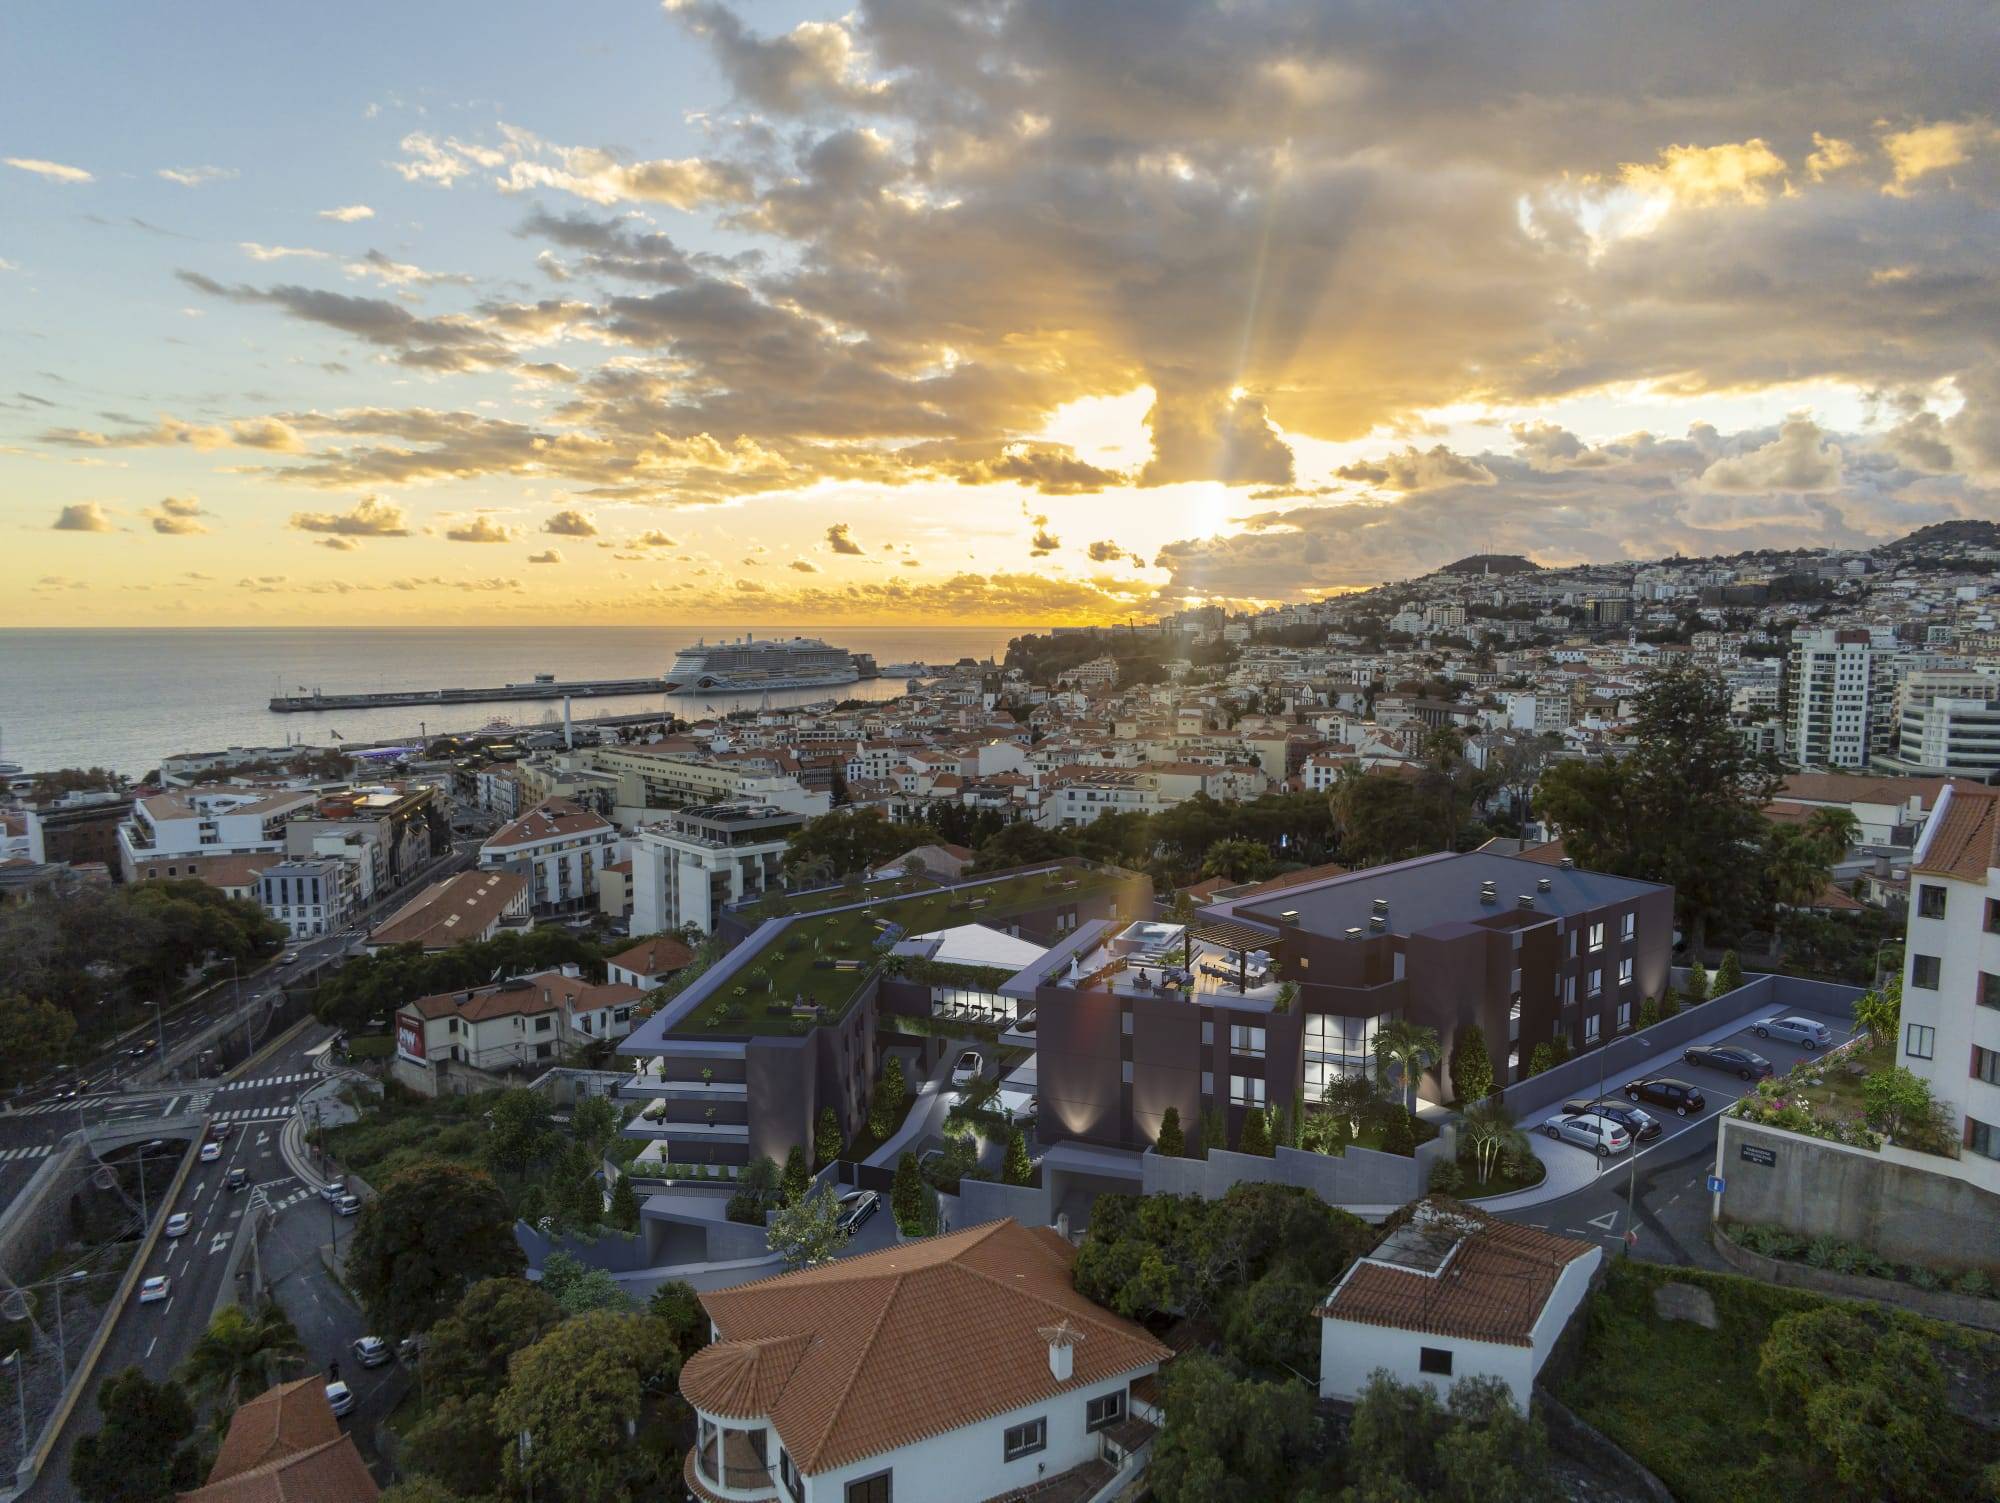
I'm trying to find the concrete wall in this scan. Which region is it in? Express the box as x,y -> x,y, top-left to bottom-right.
1709,1224 -> 2000,1332
1715,1116 -> 2000,1274
954,1177 -> 1052,1231
1319,1318 -> 1530,1407
1139,1134 -> 1454,1210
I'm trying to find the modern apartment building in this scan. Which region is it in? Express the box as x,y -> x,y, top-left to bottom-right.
479,796 -> 620,914
581,744 -> 830,823
1025,852 -> 1672,1154
24,790 -> 131,874
1884,669 -> 2000,778
1781,626 -> 1897,769
1897,784 -> 2000,1193
629,803 -> 806,938
115,786 -> 317,882
282,784 -> 445,895
255,856 -> 358,940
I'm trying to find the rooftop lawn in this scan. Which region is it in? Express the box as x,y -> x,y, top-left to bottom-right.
671,865 -> 1135,1038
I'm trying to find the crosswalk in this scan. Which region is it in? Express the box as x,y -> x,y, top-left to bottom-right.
217,1071 -> 317,1093
13,1095 -> 114,1117
0,1144 -> 53,1162
211,1104 -> 296,1124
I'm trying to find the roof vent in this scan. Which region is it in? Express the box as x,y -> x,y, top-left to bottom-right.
1345,926 -> 1365,941
1537,877 -> 1552,893
1479,889 -> 1497,905
1371,897 -> 1389,915
1518,894 -> 1534,909
1369,915 -> 1387,932
1279,909 -> 1299,925
1040,1319 -> 1085,1382
1558,857 -> 1575,870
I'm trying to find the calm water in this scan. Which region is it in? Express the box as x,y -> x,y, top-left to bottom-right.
0,626 -> 1020,776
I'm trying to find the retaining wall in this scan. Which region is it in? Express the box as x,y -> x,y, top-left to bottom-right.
1708,1224 -> 2000,1333
1139,1132 -> 1454,1208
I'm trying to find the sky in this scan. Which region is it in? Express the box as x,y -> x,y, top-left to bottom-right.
2,0 -> 1996,628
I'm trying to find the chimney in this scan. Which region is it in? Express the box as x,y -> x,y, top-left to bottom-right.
1537,877 -> 1552,893
1371,897 -> 1389,916
564,696 -> 574,750
1558,857 -> 1575,870
1040,1319 -> 1084,1382
1369,914 -> 1387,932
1479,889 -> 1497,905
1518,894 -> 1534,909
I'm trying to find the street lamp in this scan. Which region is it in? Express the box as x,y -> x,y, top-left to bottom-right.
0,1269 -> 90,1387
3,1348 -> 27,1458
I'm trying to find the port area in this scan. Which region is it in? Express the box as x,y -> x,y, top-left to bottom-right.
269,674 -> 677,712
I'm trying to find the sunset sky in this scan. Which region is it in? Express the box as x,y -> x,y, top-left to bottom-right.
3,0 -> 1995,627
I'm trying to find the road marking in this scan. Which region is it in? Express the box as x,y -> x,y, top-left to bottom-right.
146,1337 -> 157,1359
209,1235 -> 231,1255
162,1096 -> 182,1116
1586,1211 -> 1618,1231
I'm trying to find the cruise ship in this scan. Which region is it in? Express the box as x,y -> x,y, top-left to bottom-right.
663,636 -> 869,693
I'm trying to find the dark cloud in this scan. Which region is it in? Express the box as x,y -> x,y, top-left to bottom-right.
825,522 -> 864,554
175,271 -> 517,371
52,502 -> 114,532
542,507 -> 598,536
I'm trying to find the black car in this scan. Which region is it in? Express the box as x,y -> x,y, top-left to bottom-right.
1683,1044 -> 1775,1081
1560,1097 -> 1664,1142
225,1167 -> 249,1192
1624,1077 -> 1707,1116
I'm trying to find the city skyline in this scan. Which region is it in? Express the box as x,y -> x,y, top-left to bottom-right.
4,0 -> 1995,627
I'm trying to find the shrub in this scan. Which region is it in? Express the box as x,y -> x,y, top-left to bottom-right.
1378,1104 -> 1416,1156
1805,1234 -> 1842,1270
1713,950 -> 1743,993
1658,984 -> 1681,1019
1155,1106 -> 1186,1158
1636,995 -> 1661,1029
1449,1025 -> 1493,1105
1908,1266 -> 1942,1292
1237,1108 -> 1272,1157
814,1107 -> 842,1168
1682,964 -> 1709,1004
1954,1269 -> 1994,1299
1427,1159 -> 1466,1196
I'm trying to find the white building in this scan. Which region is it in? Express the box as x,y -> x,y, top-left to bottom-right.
115,787 -> 316,882
1316,1203 -> 1600,1411
1886,669 -> 2000,779
254,855 -> 358,940
392,966 -> 644,1094
1781,626 -> 1897,769
1898,785 -> 2000,1193
629,803 -> 806,937
678,1218 -> 1170,1503
479,797 -> 620,914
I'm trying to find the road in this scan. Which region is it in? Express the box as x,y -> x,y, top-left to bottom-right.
1491,1006 -> 1862,1266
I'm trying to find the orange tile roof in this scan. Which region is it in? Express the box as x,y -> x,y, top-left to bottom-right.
405,969 -> 643,1023
367,869 -> 528,950
1777,772 -> 1958,809
1914,786 -> 2000,883
206,1379 -> 341,1483
688,1219 -> 1170,1475
1315,1208 -> 1595,1347
608,934 -> 696,978
182,1378 -> 378,1503
178,1437 -> 378,1503
483,796 -> 613,849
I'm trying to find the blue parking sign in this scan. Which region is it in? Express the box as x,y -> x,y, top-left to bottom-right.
1706,1174 -> 1725,1194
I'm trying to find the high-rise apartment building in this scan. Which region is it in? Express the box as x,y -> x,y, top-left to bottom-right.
1886,670 -> 2000,779
1781,627 -> 1896,769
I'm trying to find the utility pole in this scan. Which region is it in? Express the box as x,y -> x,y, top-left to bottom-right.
2,1350 -> 25,1457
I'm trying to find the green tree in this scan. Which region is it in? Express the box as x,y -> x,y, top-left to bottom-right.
1713,949 -> 1744,993
1323,1074 -> 1379,1140
403,1393 -> 505,1499
547,1140 -> 608,1232
780,1145 -> 810,1205
1155,1106 -> 1186,1158
494,1311 -> 682,1503
176,1301 -> 304,1414
0,992 -> 78,1088
891,1151 -> 930,1235
1853,978 -> 1901,1049
1434,1375 -> 1550,1503
813,1106 -> 842,1168
1379,1102 -> 1416,1155
1636,995 -> 1661,1029
1449,1024 -> 1493,1104
767,1182 -> 851,1268
1536,665 -> 1782,953
570,1094 -> 620,1159
347,1160 -> 525,1338
1527,1041 -> 1557,1077
1149,1351 -> 1316,1503
1457,1098 -> 1523,1185
483,1089 -> 556,1178
647,1280 -> 707,1354
1863,1064 -> 1946,1146
1236,1107 -> 1272,1157
424,1277 -> 563,1404
1002,1126 -> 1034,1185
1658,983 -> 1682,1019
1347,1368 -> 1446,1496
70,1367 -> 202,1503
869,1055 -> 908,1138
608,1171 -> 641,1233
1195,1106 -> 1228,1160
1220,1267 -> 1323,1373
1199,838 -> 1275,884
783,808 -> 933,879
378,1480 -> 465,1503
1374,1019 -> 1443,1111
1683,963 -> 1709,1004
726,1155 -> 782,1225
539,1251 -> 631,1315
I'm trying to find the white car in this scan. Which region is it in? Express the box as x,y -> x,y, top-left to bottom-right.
1753,1015 -> 1831,1050
138,1276 -> 170,1304
199,1142 -> 222,1163
165,1213 -> 192,1237
1541,1112 -> 1632,1158
353,1336 -> 391,1368
324,1380 -> 354,1417
950,1050 -> 982,1089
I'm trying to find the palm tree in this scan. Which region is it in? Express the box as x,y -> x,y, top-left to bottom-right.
1457,1097 -> 1521,1186
1804,808 -> 1860,865
1764,824 -> 1833,912
1372,1019 -> 1443,1112
179,1302 -> 305,1414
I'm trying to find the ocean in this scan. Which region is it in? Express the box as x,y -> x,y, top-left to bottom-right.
0,626 -> 1022,777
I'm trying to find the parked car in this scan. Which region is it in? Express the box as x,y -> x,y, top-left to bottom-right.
199,1142 -> 222,1163
1624,1077 -> 1707,1115
225,1167 -> 249,1192
282,951 -> 300,965
1541,1112 -> 1632,1158
1754,1015 -> 1832,1049
138,1276 -> 171,1304
353,1336 -> 391,1368
165,1213 -> 192,1238
336,1194 -> 362,1216
1684,1044 -> 1775,1081
317,1179 -> 347,1202
1559,1098 -> 1663,1142
209,1122 -> 235,1140
324,1381 -> 355,1418
50,1086 -> 78,1101
950,1050 -> 982,1089
836,1189 -> 880,1234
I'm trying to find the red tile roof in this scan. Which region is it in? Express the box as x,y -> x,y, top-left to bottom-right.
181,1378 -> 377,1503
1913,786 -> 2000,883
367,869 -> 527,950
483,796 -> 613,850
608,935 -> 695,978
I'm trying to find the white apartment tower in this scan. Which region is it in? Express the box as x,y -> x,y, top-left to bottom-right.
1888,669 -> 2000,778
1781,627 -> 1896,769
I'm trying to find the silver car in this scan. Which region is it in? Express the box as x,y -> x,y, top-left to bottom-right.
1541,1111 -> 1632,1158
1752,1015 -> 1831,1049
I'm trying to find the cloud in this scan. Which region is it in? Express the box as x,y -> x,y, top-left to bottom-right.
38,414 -> 304,452
6,157 -> 92,183
1029,518 -> 1061,556
1086,540 -> 1142,565
393,124 -> 750,209
343,249 -> 468,287
542,507 -> 598,536
1618,138 -> 1787,205
316,535 -> 359,551
1699,415 -> 1843,492
146,495 -> 209,534
630,529 -> 678,548
318,204 -> 375,222
825,522 -> 864,555
1337,445 -> 1496,490
444,515 -> 521,543
528,548 -> 563,564
158,165 -> 236,187
240,243 -> 330,262
288,496 -> 412,537
1806,133 -> 1864,181
1880,117 -> 1996,193
664,2 -> 890,114
788,558 -> 819,572
52,502 -> 115,532
176,271 -> 518,371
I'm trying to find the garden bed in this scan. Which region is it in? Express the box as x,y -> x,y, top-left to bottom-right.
1730,1035 -> 1958,1156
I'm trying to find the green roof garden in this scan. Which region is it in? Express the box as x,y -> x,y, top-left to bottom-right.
666,862 -> 1141,1039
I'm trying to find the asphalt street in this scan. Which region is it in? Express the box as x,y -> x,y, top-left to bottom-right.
1492,1006 -> 1863,1265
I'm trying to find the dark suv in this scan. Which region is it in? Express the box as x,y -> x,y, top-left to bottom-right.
1561,1097 -> 1664,1142
1683,1044 -> 1775,1081
1624,1077 -> 1707,1116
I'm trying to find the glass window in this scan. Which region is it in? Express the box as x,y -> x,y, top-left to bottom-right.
1121,1060 -> 1133,1085
1201,1071 -> 1213,1096
1911,955 -> 1941,990
1917,885 -> 1947,919
1230,1024 -> 1266,1059
1981,973 -> 2000,1010
1971,1120 -> 1999,1162
846,1473 -> 892,1503
1621,912 -> 1636,941
1974,1046 -> 2000,1086
1618,958 -> 1633,986
1229,1074 -> 1266,1107
1616,1000 -> 1631,1030
1587,968 -> 1602,996
1201,1020 -> 1214,1045
1419,1347 -> 1453,1375
1588,922 -> 1605,952
1584,1014 -> 1602,1044
1003,1419 -> 1046,1461
1905,1023 -> 1935,1060
1086,1391 -> 1126,1432
1121,1011 -> 1133,1035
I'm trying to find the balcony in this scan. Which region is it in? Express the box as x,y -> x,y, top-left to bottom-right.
684,1435 -> 775,1502
617,1057 -> 748,1101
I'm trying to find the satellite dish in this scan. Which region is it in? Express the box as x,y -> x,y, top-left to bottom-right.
91,1165 -> 117,1192
0,1288 -> 29,1322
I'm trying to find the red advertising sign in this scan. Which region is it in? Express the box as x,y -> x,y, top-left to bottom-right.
395,1014 -> 426,1062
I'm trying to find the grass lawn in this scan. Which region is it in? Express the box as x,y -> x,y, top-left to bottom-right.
320,1090 -> 492,1186
673,866 -> 1133,1038
346,1035 -> 394,1060
1559,1259 -> 2000,1503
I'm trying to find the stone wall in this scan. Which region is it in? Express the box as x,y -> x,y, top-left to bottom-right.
1715,1116 -> 2000,1275
1139,1132 -> 1454,1209
1708,1224 -> 2000,1332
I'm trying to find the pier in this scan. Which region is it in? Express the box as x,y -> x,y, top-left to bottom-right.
269,673 -> 676,713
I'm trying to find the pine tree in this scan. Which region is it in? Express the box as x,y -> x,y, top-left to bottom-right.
1155,1106 -> 1185,1158
1637,995 -> 1661,1029
1237,1107 -> 1272,1157
814,1106 -> 842,1168
891,1151 -> 927,1234
868,1056 -> 908,1139
1200,1106 -> 1228,1161
607,1172 -> 640,1233
1658,983 -> 1682,1018
1002,1128 -> 1033,1186
780,1146 -> 809,1205
1528,1042 -> 1556,1077
1450,1024 -> 1494,1104
1683,963 -> 1709,1004
1714,950 -> 1743,994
